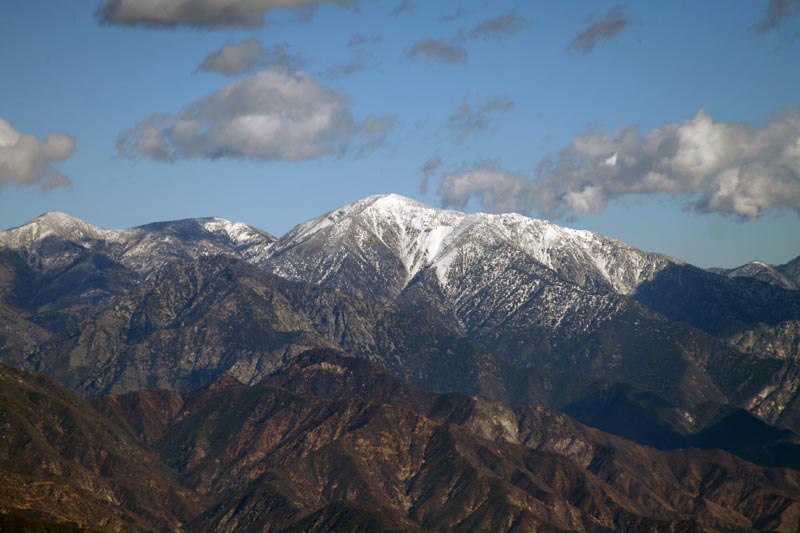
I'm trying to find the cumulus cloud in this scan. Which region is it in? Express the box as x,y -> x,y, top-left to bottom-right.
117,69 -> 393,162
95,0 -> 353,29
448,97 -> 515,140
434,109 -> 800,220
568,4 -> 630,53
439,163 -> 528,213
0,118 -> 75,191
468,13 -> 525,40
755,0 -> 800,34
198,40 -> 308,75
405,39 -> 467,63
419,155 -> 442,194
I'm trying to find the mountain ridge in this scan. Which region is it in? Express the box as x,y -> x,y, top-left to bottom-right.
2,196 -> 800,530
4,195 -> 800,424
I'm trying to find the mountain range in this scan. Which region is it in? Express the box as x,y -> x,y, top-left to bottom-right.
2,193 -> 800,531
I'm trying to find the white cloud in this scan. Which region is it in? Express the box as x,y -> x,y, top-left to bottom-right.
433,109 -> 800,220
118,69 -> 393,162
438,164 -> 528,213
96,0 -> 353,28
0,118 -> 75,190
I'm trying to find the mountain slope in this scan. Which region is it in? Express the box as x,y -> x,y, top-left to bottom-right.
714,260 -> 798,290
101,350 -> 800,532
728,319 -> 800,362
261,194 -> 800,344
256,194 -> 800,416
711,255 -> 800,291
7,199 -> 800,421
0,212 -> 275,332
635,262 -> 800,337
562,383 -> 800,471
29,255 -> 611,410
257,195 -> 764,409
29,256 -> 336,396
0,363 -> 197,532
0,212 -> 274,277
260,193 -> 676,301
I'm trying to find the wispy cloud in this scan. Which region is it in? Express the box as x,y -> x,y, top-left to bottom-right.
325,34 -> 381,80
419,155 -> 442,194
0,118 -> 75,191
118,70 -> 394,162
568,4 -> 630,54
755,0 -> 800,33
198,40 -> 308,76
435,109 -> 800,220
325,49 -> 374,79
448,97 -> 515,140
348,34 -> 382,47
95,0 -> 354,29
405,39 -> 467,64
439,7 -> 473,23
468,13 -> 525,40
390,0 -> 413,17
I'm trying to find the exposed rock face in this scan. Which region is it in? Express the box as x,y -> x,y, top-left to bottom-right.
729,320 -> 800,362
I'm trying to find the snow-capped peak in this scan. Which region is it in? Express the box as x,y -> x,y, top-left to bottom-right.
264,194 -> 679,296
266,194 -> 465,282
201,217 -> 274,248
0,211 -> 111,248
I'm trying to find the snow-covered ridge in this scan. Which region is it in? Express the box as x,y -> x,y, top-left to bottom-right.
0,211 -> 116,248
202,217 -> 266,247
714,259 -> 798,290
265,193 -> 680,295
1,195 -> 681,295
0,212 -> 276,275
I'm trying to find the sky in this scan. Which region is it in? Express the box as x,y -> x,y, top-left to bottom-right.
1,0 -> 799,268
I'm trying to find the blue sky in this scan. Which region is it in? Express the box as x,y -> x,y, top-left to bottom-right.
1,0 -> 799,267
